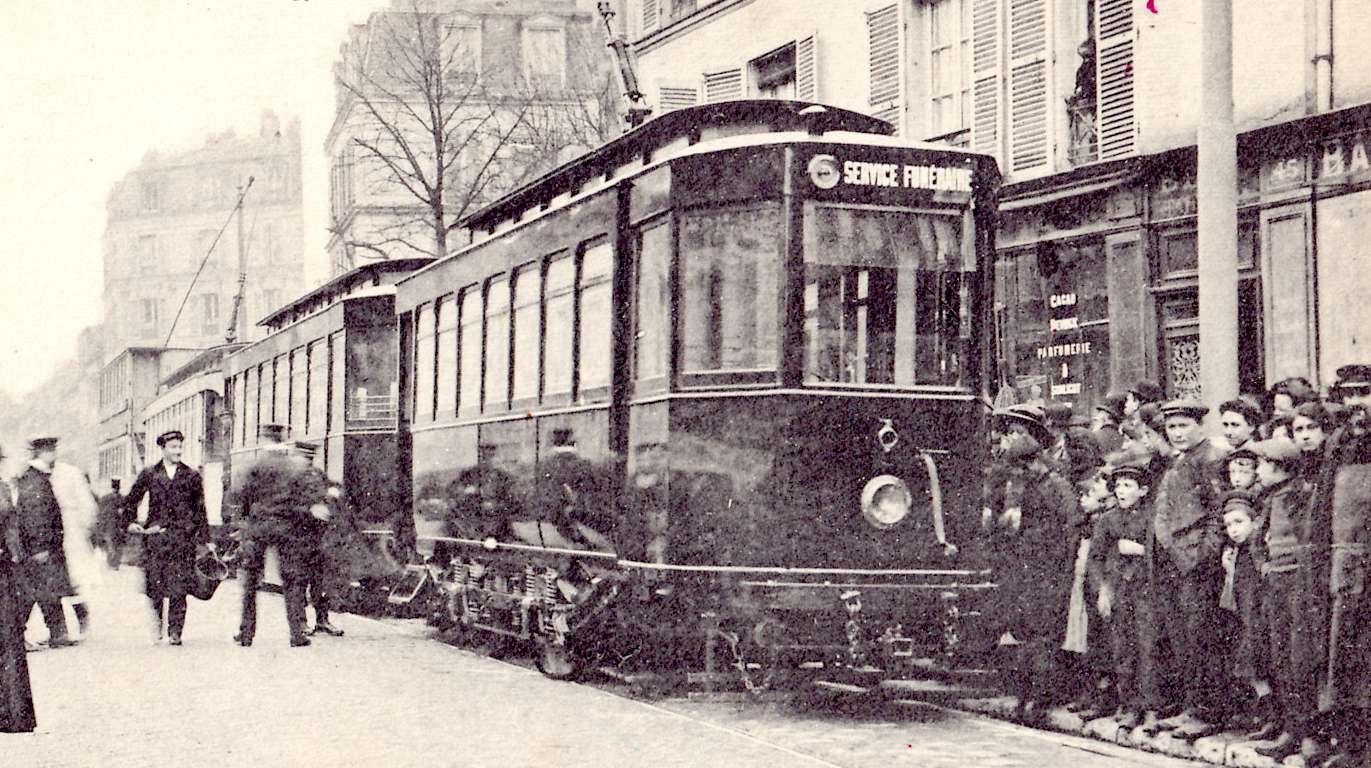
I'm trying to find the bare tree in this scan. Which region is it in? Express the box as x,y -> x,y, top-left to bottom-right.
331,2 -> 617,264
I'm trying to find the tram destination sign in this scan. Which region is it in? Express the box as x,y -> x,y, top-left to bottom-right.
801,147 -> 975,206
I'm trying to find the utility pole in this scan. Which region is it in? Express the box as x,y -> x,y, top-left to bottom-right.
1197,0 -> 1237,410
225,176 -> 255,344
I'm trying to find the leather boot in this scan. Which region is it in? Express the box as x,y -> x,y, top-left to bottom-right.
1255,732 -> 1300,760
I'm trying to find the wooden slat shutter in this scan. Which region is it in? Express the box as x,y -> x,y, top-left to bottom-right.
1095,0 -> 1135,159
866,5 -> 902,133
1007,0 -> 1052,174
657,80 -> 699,114
641,0 -> 659,36
971,0 -> 1003,158
703,67 -> 744,102
795,34 -> 818,102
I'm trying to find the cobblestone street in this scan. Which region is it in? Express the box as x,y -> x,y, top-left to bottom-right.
7,565 -> 1195,768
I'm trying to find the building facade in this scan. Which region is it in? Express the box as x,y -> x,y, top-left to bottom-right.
96,347 -> 201,488
102,111 -> 307,356
627,0 -> 1371,410
325,0 -> 616,276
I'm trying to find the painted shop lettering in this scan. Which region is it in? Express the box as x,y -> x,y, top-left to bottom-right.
1323,134 -> 1371,180
1049,293 -> 1077,308
1036,341 -> 1093,360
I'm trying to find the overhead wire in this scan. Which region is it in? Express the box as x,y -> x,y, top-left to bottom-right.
161,178 -> 255,348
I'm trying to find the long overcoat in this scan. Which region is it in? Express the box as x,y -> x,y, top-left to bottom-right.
1319,414 -> 1371,710
121,462 -> 209,600
987,461 -> 1077,644
14,464 -> 73,601
1149,439 -> 1227,575
0,480 -> 36,732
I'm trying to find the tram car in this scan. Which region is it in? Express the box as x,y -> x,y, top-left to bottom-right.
396,100 -> 1001,684
222,258 -> 433,596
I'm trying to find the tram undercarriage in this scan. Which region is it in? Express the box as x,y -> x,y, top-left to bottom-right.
420,537 -> 992,693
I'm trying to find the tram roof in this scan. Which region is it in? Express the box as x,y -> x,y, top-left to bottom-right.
258,256 -> 434,330
458,100 -> 897,233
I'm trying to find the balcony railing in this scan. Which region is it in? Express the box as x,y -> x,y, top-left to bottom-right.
1066,95 -> 1099,167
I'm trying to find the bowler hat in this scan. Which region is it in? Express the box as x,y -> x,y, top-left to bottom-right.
993,405 -> 1053,447
28,436 -> 58,452
1161,398 -> 1209,421
156,430 -> 184,447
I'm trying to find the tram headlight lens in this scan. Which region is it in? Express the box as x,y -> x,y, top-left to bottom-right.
860,475 -> 912,530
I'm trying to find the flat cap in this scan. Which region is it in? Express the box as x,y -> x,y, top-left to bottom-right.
1161,398 -> 1209,421
1104,444 -> 1157,481
1226,444 -> 1259,463
28,436 -> 58,451
1095,392 -> 1128,422
1248,437 -> 1302,463
1335,364 -> 1371,389
155,430 -> 184,447
1220,488 -> 1259,514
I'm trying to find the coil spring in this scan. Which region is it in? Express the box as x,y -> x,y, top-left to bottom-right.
523,565 -> 539,600
542,570 -> 557,604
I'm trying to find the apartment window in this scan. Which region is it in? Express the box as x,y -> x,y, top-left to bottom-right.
141,180 -> 161,211
267,162 -> 288,194
522,25 -> 565,87
444,23 -> 481,76
262,223 -> 281,264
484,277 -> 511,410
929,0 -> 971,138
136,235 -> 159,275
544,255 -> 575,397
199,293 -> 219,334
330,149 -> 354,224
458,286 -> 482,414
512,263 -> 542,402
435,295 -> 457,417
141,299 -> 161,328
751,44 -> 796,99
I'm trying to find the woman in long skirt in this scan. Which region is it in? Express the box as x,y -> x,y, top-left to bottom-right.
1,466 -> 37,733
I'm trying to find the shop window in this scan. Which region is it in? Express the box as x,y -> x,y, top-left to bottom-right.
680,205 -> 780,373
579,242 -> 613,396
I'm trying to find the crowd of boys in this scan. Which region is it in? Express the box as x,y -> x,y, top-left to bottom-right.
983,364 -> 1371,768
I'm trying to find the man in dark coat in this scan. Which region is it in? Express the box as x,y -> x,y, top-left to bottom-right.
121,430 -> 209,645
13,436 -> 74,648
293,441 -> 343,638
1091,392 -> 1128,455
0,447 -> 36,733
95,478 -> 124,569
1142,399 -> 1229,735
233,424 -> 326,647
1316,365 -> 1371,765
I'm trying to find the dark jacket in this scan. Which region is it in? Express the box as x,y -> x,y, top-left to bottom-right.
1150,438 -> 1227,574
14,465 -> 64,560
121,462 -> 209,546
1320,409 -> 1371,709
1091,501 -> 1152,588
234,450 -> 325,545
988,461 -> 1077,643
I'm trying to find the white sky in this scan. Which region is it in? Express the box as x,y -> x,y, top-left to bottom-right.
0,0 -> 386,398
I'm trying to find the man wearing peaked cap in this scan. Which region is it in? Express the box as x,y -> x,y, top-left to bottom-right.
13,435 -> 76,648
1161,397 -> 1209,422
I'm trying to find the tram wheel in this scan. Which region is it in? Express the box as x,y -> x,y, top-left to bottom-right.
536,640 -> 579,680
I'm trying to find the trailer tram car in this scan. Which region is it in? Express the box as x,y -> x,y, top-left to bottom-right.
397,100 -> 1001,685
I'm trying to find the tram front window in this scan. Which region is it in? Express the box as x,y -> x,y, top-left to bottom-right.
680,204 -> 781,373
803,206 -> 971,386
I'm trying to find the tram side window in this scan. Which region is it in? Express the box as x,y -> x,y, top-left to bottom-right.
414,303 -> 435,423
512,263 -> 541,403
634,222 -> 671,384
484,277 -> 512,410
308,339 -> 326,437
290,347 -> 307,435
680,205 -> 780,373
329,332 -> 344,433
436,294 -> 457,417
273,356 -> 288,423
803,207 -> 970,386
458,286 -> 482,415
544,254 -> 575,398
578,241 -> 613,396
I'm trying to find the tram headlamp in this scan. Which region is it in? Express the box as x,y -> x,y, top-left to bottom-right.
860,475 -> 912,530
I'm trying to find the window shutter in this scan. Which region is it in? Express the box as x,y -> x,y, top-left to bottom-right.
657,80 -> 699,114
642,0 -> 659,36
703,67 -> 744,102
1007,0 -> 1052,174
1095,0 -> 1135,159
795,33 -> 818,102
971,0 -> 1004,159
866,5 -> 902,132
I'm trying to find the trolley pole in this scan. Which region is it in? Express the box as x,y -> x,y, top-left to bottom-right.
1197,0 -> 1238,412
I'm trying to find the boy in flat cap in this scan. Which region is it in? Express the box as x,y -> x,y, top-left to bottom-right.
121,430 -> 209,645
1217,489 -> 1272,733
1141,398 -> 1230,736
1091,448 -> 1157,728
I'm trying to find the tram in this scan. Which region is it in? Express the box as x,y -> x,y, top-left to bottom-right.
395,100 -> 1001,684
